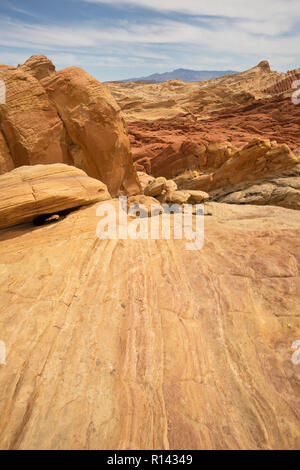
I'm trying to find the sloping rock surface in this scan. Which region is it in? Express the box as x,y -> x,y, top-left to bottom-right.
0,202 -> 299,449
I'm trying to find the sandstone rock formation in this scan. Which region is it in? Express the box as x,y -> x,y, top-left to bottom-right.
136,171 -> 155,191
173,139 -> 299,194
0,130 -> 14,173
144,177 -> 167,197
0,65 -> 69,171
0,201 -> 299,449
165,190 -> 191,204
127,194 -> 162,217
210,167 -> 300,210
0,56 -> 299,451
107,60 -> 283,122
107,62 -> 300,177
41,66 -> 140,196
151,141 -> 237,179
20,55 -> 56,81
128,93 -> 300,175
263,68 -> 300,95
0,164 -> 110,229
0,56 -> 140,197
186,190 -> 209,204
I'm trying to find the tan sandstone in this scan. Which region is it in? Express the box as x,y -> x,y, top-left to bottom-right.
0,201 -> 299,449
0,164 -> 110,229
0,66 -> 69,171
41,66 -> 140,196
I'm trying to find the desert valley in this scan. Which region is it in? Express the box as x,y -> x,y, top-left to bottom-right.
0,54 -> 300,450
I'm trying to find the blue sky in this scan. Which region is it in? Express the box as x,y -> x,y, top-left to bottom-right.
0,0 -> 300,81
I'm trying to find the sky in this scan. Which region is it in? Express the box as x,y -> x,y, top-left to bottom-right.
0,0 -> 299,81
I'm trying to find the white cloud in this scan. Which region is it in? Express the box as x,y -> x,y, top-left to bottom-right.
0,1 -> 299,75
85,0 -> 300,23
1,17 -> 299,56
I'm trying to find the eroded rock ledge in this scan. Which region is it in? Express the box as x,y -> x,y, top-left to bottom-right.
0,164 -> 111,229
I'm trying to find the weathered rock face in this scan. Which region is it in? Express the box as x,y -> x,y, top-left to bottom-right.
0,130 -> 14,173
151,141 -> 237,179
136,171 -> 155,191
0,56 -> 140,197
186,190 -> 209,204
0,66 -> 69,171
107,60 -> 283,122
0,164 -> 110,229
212,139 -> 299,190
144,177 -> 167,197
127,194 -> 162,217
0,201 -> 299,449
114,69 -> 300,176
165,190 -> 191,204
20,55 -> 56,81
41,66 -> 140,196
174,139 -> 299,193
211,167 -> 300,210
151,142 -> 206,179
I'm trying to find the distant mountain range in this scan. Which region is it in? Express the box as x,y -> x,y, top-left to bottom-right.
120,68 -> 238,83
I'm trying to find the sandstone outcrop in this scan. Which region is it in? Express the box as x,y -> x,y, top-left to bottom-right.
0,201 -> 299,449
165,190 -> 191,204
0,65 -> 69,171
107,61 -> 283,122
0,56 -> 299,451
0,130 -> 14,173
174,139 -> 299,193
211,167 -> 300,210
128,93 -> 300,176
136,171 -> 155,191
107,60 -> 300,177
263,68 -> 300,95
20,55 -> 56,81
186,190 -> 209,204
41,66 -> 140,196
151,141 -> 237,179
127,195 -> 162,217
0,164 -> 110,229
144,177 -> 167,197
0,56 -> 140,197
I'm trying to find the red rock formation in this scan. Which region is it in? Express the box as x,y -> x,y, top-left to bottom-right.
128,94 -> 300,175
263,69 -> 300,95
174,139 -> 299,193
0,56 -> 140,196
150,141 -> 237,179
